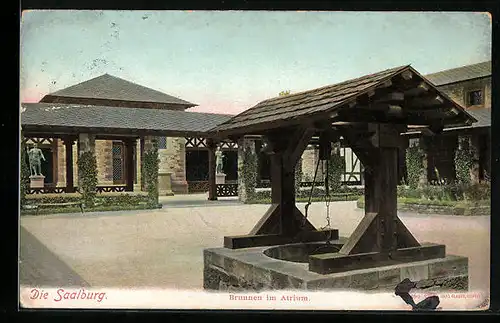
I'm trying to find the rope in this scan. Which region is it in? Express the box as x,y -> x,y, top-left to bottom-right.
320,158 -> 333,244
302,155 -> 322,227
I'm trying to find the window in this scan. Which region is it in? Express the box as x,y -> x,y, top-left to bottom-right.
158,137 -> 167,149
467,90 -> 483,106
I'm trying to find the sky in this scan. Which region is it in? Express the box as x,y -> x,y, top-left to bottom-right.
20,11 -> 491,115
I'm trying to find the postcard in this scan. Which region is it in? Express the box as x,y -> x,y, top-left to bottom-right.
19,10 -> 491,311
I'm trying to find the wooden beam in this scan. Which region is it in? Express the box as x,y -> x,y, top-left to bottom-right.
404,82 -> 430,97
374,92 -> 404,103
283,127 -> 316,171
407,95 -> 445,108
207,138 -> 217,201
401,70 -> 413,80
63,137 -> 75,193
249,205 -> 317,235
309,243 -> 445,274
124,139 -> 135,192
379,79 -> 393,88
224,229 -> 339,249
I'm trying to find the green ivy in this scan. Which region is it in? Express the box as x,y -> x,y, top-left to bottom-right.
455,136 -> 473,185
77,151 -> 98,207
143,139 -> 159,207
405,144 -> 424,189
327,144 -> 345,193
294,157 -> 303,196
240,145 -> 258,200
20,137 -> 30,207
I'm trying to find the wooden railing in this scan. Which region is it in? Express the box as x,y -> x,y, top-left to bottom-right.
216,184 -> 238,197
26,185 -> 127,194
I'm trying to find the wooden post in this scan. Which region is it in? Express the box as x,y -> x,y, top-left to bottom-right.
207,138 -> 217,201
124,138 -> 135,192
63,137 -> 75,193
378,147 -> 399,252
140,136 -> 145,191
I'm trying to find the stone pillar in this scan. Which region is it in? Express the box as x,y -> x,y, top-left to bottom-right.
77,133 -> 96,193
56,139 -> 66,187
158,171 -> 174,196
63,137 -> 75,193
95,140 -> 113,185
469,135 -> 481,184
207,139 -> 217,200
237,138 -> 256,202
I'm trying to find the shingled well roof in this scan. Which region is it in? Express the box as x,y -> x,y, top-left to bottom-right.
41,74 -> 197,107
21,103 -> 232,136
210,65 -> 476,136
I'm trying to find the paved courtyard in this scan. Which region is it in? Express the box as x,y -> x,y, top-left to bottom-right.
20,194 -> 490,293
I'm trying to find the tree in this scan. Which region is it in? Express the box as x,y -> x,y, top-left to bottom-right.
279,90 -> 291,96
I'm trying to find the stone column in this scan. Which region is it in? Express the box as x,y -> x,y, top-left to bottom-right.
56,139 -> 66,187
237,138 -> 256,202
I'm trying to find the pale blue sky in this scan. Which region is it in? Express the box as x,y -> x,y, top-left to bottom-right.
20,10 -> 491,114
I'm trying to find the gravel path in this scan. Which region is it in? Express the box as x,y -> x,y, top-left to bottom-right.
20,198 -> 490,292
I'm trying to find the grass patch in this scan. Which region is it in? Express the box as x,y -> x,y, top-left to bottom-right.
20,203 -> 162,216
247,194 -> 361,204
356,196 -> 490,215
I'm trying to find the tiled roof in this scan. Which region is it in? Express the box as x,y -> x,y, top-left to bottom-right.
41,74 -> 197,107
445,107 -> 491,131
210,65 -> 476,136
425,61 -> 491,86
21,103 -> 232,136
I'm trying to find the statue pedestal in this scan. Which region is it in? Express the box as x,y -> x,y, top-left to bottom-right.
216,173 -> 226,185
158,171 -> 174,196
29,175 -> 45,188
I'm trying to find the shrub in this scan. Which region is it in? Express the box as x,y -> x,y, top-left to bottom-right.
464,182 -> 491,201
327,145 -> 345,193
143,139 -> 160,207
77,151 -> 98,207
20,138 -> 30,207
406,144 -> 424,189
455,137 -> 473,185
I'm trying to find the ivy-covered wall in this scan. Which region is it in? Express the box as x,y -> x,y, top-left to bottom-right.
77,151 -> 98,207
142,136 -> 160,207
20,136 -> 30,207
238,139 -> 257,202
405,142 -> 425,189
327,143 -> 345,193
455,136 -> 473,185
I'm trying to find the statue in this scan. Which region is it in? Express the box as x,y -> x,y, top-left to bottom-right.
27,143 -> 46,176
215,146 -> 225,174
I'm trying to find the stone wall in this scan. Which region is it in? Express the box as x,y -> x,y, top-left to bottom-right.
204,247 -> 469,292
301,146 -> 321,181
437,77 -> 491,108
95,140 -> 113,185
158,137 -> 187,194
